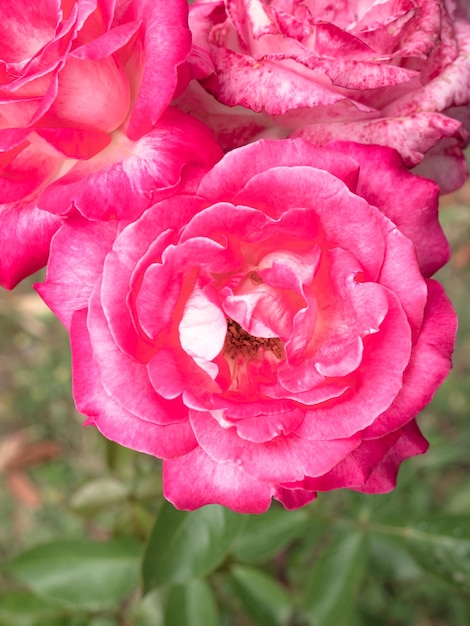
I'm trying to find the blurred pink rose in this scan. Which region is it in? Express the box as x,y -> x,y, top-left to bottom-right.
38,139 -> 456,513
179,0 -> 470,193
0,0 -> 222,288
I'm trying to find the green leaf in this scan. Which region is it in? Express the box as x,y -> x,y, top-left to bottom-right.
164,579 -> 219,626
303,529 -> 367,626
232,506 -> 309,563
367,534 -> 422,582
142,502 -> 246,592
0,591 -> 66,626
373,516 -> 470,591
130,589 -> 165,626
8,539 -> 142,610
230,565 -> 292,626
69,477 -> 129,514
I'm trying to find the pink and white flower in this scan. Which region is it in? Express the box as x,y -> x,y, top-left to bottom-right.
38,139 -> 456,513
179,0 -> 470,193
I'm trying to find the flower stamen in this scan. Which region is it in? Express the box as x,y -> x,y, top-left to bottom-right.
224,319 -> 285,360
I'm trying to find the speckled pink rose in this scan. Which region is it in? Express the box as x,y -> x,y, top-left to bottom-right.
178,0 -> 470,193
38,139 -> 456,513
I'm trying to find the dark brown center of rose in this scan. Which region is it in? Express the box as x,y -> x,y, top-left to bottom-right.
224,319 -> 285,361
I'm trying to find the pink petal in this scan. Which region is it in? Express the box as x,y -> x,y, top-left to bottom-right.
163,446 -> 274,513
147,344 -> 220,406
273,485 -> 317,510
38,108 -> 222,221
375,215 -> 428,341
293,421 -> 428,494
36,215 -> 118,329
231,165 -> 385,279
190,410 -> 360,483
34,127 -> 111,159
226,407 -> 306,444
0,129 -> 33,151
412,136 -> 469,195
382,21 -> 470,117
0,0 -> 60,65
382,0 -> 442,59
173,79 -> 274,152
49,55 -> 131,132
0,200 -> 61,289
296,429 -> 403,492
222,286 -> 291,339
71,20 -> 141,60
211,394 -> 297,420
301,21 -> 375,57
70,310 -> 198,460
0,142 -> 61,204
132,235 -> 235,354
328,141 -> 450,276
180,202 -> 269,244
293,110 -> 465,170
263,51 -> 418,91
197,138 -> 361,200
358,421 -> 429,493
445,1 -> 470,20
100,196 -> 206,360
203,47 -> 371,115
225,0 -> 279,47
146,349 -> 188,400
126,0 -> 191,138
221,241 -> 320,343
188,0 -> 226,51
363,280 -> 457,438
87,277 -> 189,426
104,229 -> 178,363
261,377 -> 348,406
97,0 -> 115,30
295,288 -> 412,439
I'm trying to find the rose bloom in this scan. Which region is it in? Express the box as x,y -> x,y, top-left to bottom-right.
38,139 -> 456,514
179,0 -> 470,193
0,0 -> 222,288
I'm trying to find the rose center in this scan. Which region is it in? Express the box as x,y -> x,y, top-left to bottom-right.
224,319 -> 285,361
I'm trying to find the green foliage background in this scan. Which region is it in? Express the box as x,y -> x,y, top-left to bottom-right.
0,181 -> 470,625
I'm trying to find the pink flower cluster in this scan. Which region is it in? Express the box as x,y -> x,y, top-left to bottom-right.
1,0 -> 465,512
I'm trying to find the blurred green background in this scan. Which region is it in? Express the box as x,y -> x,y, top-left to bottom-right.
0,179 -> 469,626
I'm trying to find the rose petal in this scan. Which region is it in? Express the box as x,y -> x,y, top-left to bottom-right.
295,288 -> 412,439
36,215 -> 118,328
328,141 -> 450,276
126,0 -> 192,138
190,410 -> 361,483
38,108 -> 222,221
0,200 -> 61,289
71,310 -> 198,459
163,446 -> 274,513
363,280 -> 457,437
197,137 -> 361,200
204,47 -> 373,115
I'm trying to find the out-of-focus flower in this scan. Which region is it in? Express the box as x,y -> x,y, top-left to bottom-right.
0,0 -> 221,288
38,139 -> 456,513
179,0 -> 470,193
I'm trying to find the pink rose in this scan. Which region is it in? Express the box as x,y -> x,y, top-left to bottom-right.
38,139 -> 456,513
0,0 -> 222,288
179,0 -> 470,193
